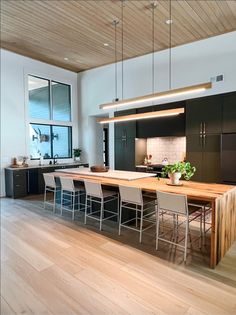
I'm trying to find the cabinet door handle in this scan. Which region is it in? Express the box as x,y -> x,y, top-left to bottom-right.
200,122 -> 203,135
203,122 -> 206,134
203,134 -> 206,147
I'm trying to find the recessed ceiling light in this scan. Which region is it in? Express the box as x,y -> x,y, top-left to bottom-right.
64,57 -> 69,61
166,19 -> 173,25
103,43 -> 109,47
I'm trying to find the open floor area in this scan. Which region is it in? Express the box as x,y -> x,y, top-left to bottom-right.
1,196 -> 236,315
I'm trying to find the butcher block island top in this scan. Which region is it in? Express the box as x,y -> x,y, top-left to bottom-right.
57,168 -> 156,181
55,168 -> 234,201
52,169 -> 236,269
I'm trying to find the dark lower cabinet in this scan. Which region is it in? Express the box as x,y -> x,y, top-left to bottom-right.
5,169 -> 27,198
5,163 -> 89,198
186,134 -> 221,183
115,137 -> 136,171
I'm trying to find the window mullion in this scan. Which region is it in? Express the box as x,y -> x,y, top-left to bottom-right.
49,79 -> 53,120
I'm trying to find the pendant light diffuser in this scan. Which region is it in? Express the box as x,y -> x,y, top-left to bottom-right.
98,107 -> 184,124
99,82 -> 212,110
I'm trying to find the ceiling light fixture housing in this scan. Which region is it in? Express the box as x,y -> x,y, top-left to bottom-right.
97,108 -> 185,124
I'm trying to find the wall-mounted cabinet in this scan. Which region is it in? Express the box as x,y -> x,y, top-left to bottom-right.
186,95 -> 222,135
136,102 -> 185,138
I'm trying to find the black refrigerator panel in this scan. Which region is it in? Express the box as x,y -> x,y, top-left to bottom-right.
221,133 -> 236,184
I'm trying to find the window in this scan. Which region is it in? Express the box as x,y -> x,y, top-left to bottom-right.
28,75 -> 72,159
30,124 -> 72,159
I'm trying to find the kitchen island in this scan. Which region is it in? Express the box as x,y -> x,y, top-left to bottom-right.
52,169 -> 236,268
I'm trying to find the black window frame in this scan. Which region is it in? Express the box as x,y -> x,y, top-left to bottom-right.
30,123 -> 72,160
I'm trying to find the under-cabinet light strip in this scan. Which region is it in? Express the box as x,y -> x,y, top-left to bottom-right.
98,108 -> 185,124
99,82 -> 212,110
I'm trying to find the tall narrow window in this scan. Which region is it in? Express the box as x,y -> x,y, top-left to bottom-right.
28,76 -> 50,120
52,81 -> 71,121
28,75 -> 72,159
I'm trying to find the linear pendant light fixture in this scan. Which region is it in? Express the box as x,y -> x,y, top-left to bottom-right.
98,0 -> 212,124
98,107 -> 184,124
99,82 -> 212,110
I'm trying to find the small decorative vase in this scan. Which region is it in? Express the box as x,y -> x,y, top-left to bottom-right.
168,172 -> 182,185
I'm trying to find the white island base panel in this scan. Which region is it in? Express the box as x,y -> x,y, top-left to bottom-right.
56,168 -> 156,181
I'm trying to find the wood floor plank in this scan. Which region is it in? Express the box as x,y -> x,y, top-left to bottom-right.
0,296 -> 16,315
1,228 -> 54,272
1,196 -> 236,315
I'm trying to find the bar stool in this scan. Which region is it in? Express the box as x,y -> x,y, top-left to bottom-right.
60,177 -> 85,220
188,199 -> 212,245
84,180 -> 119,231
43,173 -> 60,213
118,185 -> 156,243
156,191 -> 203,262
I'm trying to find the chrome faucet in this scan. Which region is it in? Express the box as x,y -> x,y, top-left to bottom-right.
53,154 -> 59,165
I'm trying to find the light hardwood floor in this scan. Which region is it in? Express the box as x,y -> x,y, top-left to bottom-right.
1,196 -> 236,315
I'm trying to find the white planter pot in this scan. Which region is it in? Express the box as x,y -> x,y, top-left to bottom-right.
74,156 -> 81,162
168,172 -> 182,185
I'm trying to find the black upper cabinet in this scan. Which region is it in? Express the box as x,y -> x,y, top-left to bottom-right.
222,92 -> 236,133
136,102 -> 186,138
114,109 -> 136,139
186,95 -> 222,135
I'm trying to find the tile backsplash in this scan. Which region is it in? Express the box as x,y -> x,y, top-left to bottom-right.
147,137 -> 186,164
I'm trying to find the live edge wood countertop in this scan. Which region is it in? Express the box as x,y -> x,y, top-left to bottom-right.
52,171 -> 236,269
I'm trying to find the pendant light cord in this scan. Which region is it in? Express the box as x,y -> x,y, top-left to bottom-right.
121,0 -> 124,100
152,2 -> 157,96
114,20 -> 118,101
169,0 -> 172,90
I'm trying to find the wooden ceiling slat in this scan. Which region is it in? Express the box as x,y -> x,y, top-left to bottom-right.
1,0 -> 236,72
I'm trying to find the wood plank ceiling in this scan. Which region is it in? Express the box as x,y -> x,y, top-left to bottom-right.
1,0 -> 236,72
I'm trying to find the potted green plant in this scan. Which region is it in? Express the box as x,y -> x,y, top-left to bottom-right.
73,148 -> 82,161
162,161 -> 196,185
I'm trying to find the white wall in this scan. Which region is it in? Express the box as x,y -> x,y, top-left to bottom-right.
78,31 -> 236,169
0,49 -> 78,196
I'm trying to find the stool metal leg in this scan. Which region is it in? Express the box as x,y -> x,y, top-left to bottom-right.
156,206 -> 160,250
60,190 -> 63,215
99,198 -> 104,231
84,195 -> 88,224
72,192 -> 75,220
44,187 -> 46,209
119,202 -> 122,236
139,205 -> 144,243
53,188 -> 56,213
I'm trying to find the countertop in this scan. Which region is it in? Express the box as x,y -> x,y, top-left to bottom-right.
57,168 -> 156,181
5,162 -> 88,170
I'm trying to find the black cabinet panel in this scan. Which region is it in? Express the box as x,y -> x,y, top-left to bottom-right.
5,163 -> 89,197
115,137 -> 135,171
115,109 -> 136,139
186,134 -> 221,183
222,92 -> 236,133
186,95 -> 222,135
5,169 -> 27,198
136,102 -> 185,138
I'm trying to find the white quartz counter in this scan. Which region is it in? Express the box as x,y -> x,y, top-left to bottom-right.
56,168 -> 156,181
